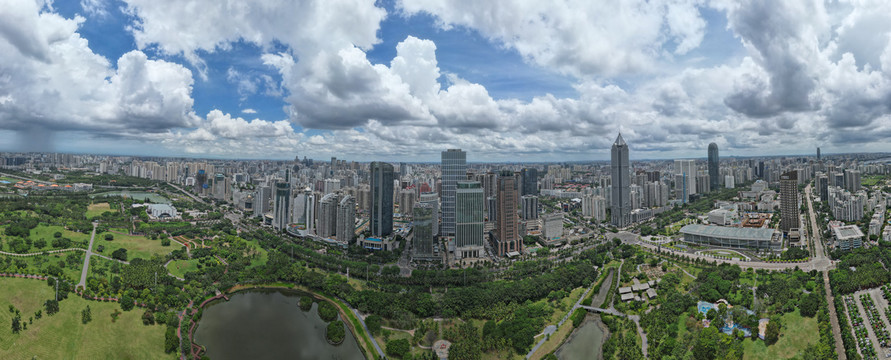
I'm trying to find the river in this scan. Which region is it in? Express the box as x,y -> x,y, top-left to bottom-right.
193,289 -> 365,360
556,270 -> 614,360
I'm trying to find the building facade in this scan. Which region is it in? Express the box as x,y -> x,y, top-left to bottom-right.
456,181 -> 484,259
441,149 -> 467,237
336,195 -> 356,243
610,134 -> 632,227
708,143 -> 720,191
370,162 -> 394,238
495,171 -> 521,256
780,171 -> 799,233
412,202 -> 437,260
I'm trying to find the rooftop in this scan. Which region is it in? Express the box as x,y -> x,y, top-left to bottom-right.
833,225 -> 864,240
680,224 -> 777,241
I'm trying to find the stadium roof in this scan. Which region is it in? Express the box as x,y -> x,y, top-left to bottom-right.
680,224 -> 777,241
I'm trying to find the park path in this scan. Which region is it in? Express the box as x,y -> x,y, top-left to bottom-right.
352,308 -> 385,358
76,222 -> 98,289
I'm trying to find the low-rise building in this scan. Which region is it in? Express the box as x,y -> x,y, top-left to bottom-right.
680,224 -> 781,250
833,224 -> 864,251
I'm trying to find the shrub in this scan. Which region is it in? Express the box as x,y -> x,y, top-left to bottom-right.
386,338 -> 410,358
366,314 -> 383,335
299,296 -> 313,311
53,232 -> 62,238
105,234 -> 114,241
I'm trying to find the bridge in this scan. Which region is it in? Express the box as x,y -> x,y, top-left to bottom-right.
578,305 -> 627,317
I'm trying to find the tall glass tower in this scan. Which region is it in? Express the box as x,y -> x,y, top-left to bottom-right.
370,162 -> 394,237
440,149 -> 466,237
708,142 -> 720,191
610,134 -> 631,227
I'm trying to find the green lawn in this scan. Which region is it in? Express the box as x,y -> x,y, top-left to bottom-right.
742,310 -> 818,360
85,203 -> 112,219
0,277 -> 174,360
166,259 -> 199,278
96,232 -> 173,261
31,225 -> 92,248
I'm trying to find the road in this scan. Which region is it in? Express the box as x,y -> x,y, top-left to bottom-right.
76,222 -> 98,290
169,183 -> 206,204
806,184 -> 847,360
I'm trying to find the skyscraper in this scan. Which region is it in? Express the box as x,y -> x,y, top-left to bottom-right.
441,149 -> 467,238
418,192 -> 439,237
318,193 -> 339,238
495,170 -> 520,256
708,143 -> 720,191
370,162 -> 394,237
273,178 -> 291,231
412,202 -> 436,260
521,195 -> 539,220
817,147 -> 821,161
674,159 -> 696,203
456,181 -> 484,259
521,168 -> 539,196
337,195 -> 356,243
610,134 -> 631,228
780,171 -> 799,233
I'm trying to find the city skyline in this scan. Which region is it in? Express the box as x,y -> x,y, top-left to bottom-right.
2,1 -> 891,161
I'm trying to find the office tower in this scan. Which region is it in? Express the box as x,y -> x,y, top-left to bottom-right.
610,134 -> 631,227
456,181 -> 484,259
817,147 -> 821,161
273,176 -> 291,231
337,195 -> 356,243
724,175 -> 735,189
419,192 -> 439,236
195,169 -> 206,193
708,143 -> 720,191
413,202 -> 436,260
780,171 -> 799,233
482,172 -> 498,209
370,162 -> 394,237
521,195 -> 539,220
674,159 -> 696,203
495,170 -> 520,256
521,168 -> 539,196
213,174 -> 226,200
817,173 -> 829,201
441,149 -> 467,237
542,213 -> 564,240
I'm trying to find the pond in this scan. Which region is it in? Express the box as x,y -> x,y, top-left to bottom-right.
557,270 -> 614,360
91,191 -> 169,204
193,289 -> 365,360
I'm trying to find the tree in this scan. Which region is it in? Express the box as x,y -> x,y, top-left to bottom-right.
800,293 -> 820,317
161,238 -> 171,246
105,234 -> 114,241
765,320 -> 781,345
81,306 -> 92,324
112,248 -> 128,261
164,325 -> 178,353
366,314 -> 383,335
386,338 -> 410,358
120,293 -> 135,311
11,314 -> 22,333
53,231 -> 62,238
44,299 -> 59,315
142,309 -> 155,325
34,239 -> 46,249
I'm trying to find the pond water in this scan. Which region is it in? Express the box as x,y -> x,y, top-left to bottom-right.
557,270 -> 614,360
193,289 -> 365,360
91,191 -> 169,203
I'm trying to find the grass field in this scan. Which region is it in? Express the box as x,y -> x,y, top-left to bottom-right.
96,232 -> 173,261
166,259 -> 199,278
85,203 -> 112,219
31,225 -> 92,248
0,277 -> 174,360
742,310 -> 817,360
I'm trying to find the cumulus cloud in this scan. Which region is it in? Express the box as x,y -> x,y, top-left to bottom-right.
397,0 -> 708,77
0,0 -> 198,146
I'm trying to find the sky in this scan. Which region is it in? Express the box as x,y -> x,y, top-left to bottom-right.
0,0 -> 890,162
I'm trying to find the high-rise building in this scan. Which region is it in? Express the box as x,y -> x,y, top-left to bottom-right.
610,134 -> 631,227
521,195 -> 539,220
412,202 -> 436,260
324,178 -> 341,195
337,195 -> 356,243
844,169 -> 861,192
456,181 -> 484,259
273,176 -> 291,231
675,159 -> 697,203
708,143 -> 720,191
521,168 -> 539,196
318,193 -> 339,238
418,192 -> 439,237
542,212 -> 564,240
495,170 -> 520,256
817,147 -> 821,161
780,171 -> 799,233
399,189 -> 416,216
254,185 -> 272,218
486,196 -> 497,223
441,149 -> 467,237
370,162 -> 394,237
